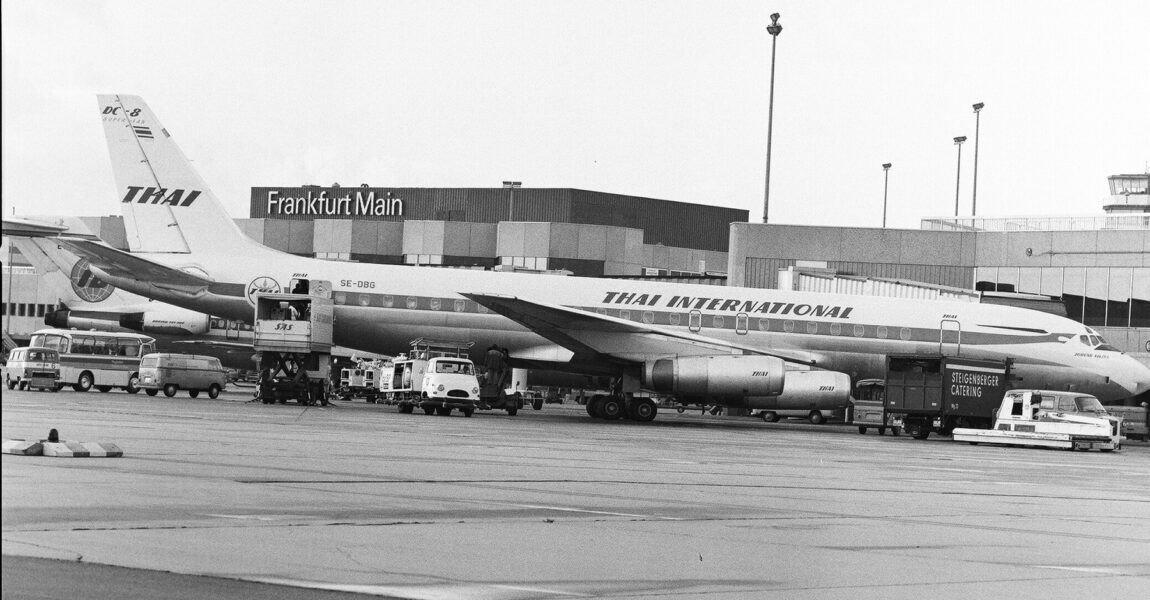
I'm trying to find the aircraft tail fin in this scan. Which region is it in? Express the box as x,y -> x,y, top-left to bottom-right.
97,95 -> 250,255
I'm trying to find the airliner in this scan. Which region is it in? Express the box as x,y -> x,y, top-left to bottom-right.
35,94 -> 1150,420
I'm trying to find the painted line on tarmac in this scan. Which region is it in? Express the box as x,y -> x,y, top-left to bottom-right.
254,579 -> 588,599
513,502 -> 684,520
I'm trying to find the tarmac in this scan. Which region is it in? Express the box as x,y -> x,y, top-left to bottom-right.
3,386 -> 1149,599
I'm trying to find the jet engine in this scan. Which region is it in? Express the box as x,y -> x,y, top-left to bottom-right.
44,307 -> 210,336
119,311 -> 210,336
644,355 -> 785,400
744,370 -> 851,410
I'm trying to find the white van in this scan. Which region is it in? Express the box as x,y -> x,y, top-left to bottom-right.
5,347 -> 60,392
139,353 -> 228,398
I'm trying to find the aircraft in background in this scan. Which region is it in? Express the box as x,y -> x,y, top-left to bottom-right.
30,94 -> 1149,419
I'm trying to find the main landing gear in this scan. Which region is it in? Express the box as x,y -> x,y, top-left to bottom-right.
584,393 -> 658,422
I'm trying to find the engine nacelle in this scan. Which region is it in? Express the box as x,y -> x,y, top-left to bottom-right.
745,370 -> 851,410
644,355 -> 785,400
120,311 -> 210,335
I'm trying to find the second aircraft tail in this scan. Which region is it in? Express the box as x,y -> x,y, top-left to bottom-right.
98,94 -> 252,256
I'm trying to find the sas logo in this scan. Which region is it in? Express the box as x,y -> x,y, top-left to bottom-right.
246,276 -> 281,305
121,186 -> 203,207
70,259 -> 115,303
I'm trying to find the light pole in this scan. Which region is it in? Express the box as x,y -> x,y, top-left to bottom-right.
971,102 -> 984,216
882,163 -> 892,228
502,181 -> 521,221
762,12 -> 782,223
953,136 -> 967,217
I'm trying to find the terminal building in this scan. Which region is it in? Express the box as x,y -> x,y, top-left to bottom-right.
4,176 -> 1147,364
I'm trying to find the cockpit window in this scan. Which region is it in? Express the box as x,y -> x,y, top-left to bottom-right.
1073,334 -> 1119,352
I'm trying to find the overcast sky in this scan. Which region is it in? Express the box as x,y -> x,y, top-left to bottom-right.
3,0 -> 1148,229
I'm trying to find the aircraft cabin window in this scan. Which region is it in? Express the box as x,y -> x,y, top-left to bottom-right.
877,326 -> 889,339
735,313 -> 748,334
454,299 -> 466,312
383,295 -> 395,308
783,320 -> 795,333
758,318 -> 770,331
713,315 -> 724,329
359,295 -> 371,307
619,309 -> 630,321
853,324 -> 865,337
688,310 -> 702,332
806,322 -> 818,334
406,297 -> 418,309
430,298 -> 441,311
669,313 -> 681,326
900,327 -> 912,341
830,323 -> 842,335
642,311 -> 654,324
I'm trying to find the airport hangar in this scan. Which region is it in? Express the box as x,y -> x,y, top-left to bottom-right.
3,178 -> 1147,365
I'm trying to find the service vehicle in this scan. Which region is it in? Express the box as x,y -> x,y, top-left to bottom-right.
1103,404 -> 1148,441
28,328 -> 155,393
884,354 -> 1011,439
252,279 -> 333,406
339,358 -> 389,402
138,353 -> 228,398
953,390 -> 1122,451
4,347 -> 60,392
386,339 -> 484,416
849,378 -> 902,435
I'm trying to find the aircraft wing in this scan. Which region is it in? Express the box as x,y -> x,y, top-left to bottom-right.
461,293 -> 817,366
49,237 -> 212,291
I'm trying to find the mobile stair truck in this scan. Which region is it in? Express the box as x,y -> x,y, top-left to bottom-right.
953,390 -> 1122,451
253,279 -> 334,405
883,354 -> 1011,440
384,338 -> 485,417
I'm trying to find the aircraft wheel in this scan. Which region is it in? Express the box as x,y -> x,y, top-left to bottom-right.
208,384 -> 221,399
586,394 -> 606,418
145,389 -> 158,397
761,411 -> 779,423
629,398 -> 657,422
809,411 -> 826,425
163,384 -> 178,397
600,397 -> 624,420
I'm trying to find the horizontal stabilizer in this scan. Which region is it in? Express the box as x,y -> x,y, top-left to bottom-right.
51,238 -> 212,291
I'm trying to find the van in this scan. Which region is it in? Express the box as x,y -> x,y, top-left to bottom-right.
139,353 -> 227,398
4,347 -> 60,392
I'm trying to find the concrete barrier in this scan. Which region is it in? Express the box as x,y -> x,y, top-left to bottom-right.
1,439 -> 44,456
41,441 -> 123,458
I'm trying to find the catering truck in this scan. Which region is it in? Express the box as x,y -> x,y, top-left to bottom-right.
883,354 -> 1011,440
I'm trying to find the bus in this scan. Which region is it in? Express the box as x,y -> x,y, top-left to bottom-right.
28,328 -> 157,393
